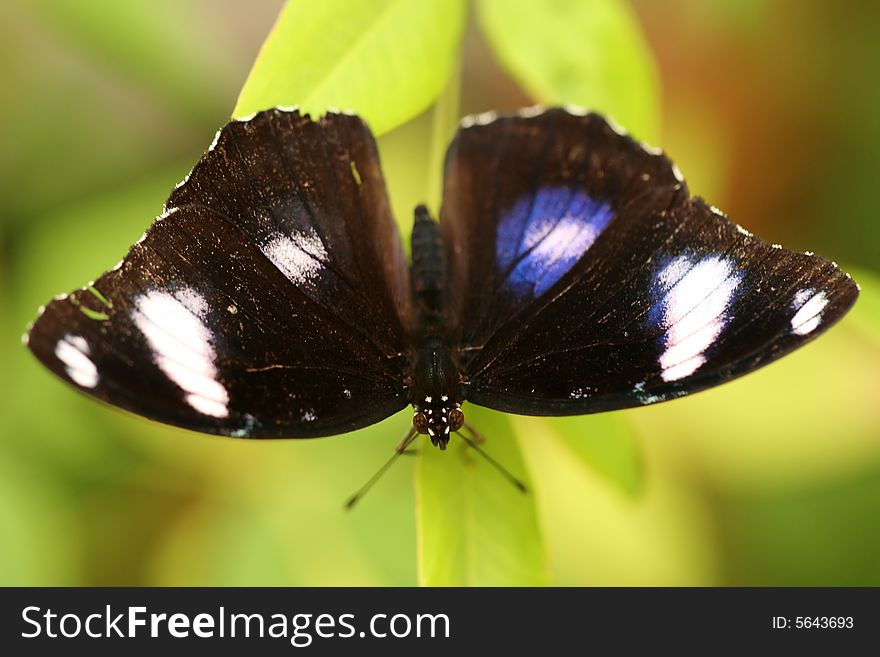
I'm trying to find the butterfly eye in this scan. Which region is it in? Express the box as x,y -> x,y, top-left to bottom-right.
448,408 -> 464,432
412,412 -> 429,434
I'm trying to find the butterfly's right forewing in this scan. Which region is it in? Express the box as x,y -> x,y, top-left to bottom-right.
441,109 -> 858,415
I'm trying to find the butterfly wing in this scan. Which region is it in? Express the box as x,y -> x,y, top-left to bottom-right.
27,109 -> 412,437
441,108 -> 859,415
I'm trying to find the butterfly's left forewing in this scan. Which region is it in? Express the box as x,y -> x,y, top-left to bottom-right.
442,108 -> 859,415
27,109 -> 412,437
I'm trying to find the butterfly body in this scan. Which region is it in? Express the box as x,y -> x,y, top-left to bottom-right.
26,107 -> 858,445
409,205 -> 464,448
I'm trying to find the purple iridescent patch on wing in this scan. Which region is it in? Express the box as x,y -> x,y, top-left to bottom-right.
496,186 -> 614,298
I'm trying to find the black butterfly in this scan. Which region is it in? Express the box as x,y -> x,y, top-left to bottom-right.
26,107 -> 859,462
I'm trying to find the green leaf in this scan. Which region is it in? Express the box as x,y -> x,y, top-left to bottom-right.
416,406 -> 548,586
513,414 -> 643,497
477,0 -> 661,141
233,0 -> 468,136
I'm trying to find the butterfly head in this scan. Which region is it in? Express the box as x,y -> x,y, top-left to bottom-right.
412,396 -> 464,450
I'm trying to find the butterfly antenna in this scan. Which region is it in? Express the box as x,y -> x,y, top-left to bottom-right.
345,427 -> 418,510
457,433 -> 528,494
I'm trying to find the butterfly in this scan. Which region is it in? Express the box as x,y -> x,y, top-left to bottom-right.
26,106 -> 859,472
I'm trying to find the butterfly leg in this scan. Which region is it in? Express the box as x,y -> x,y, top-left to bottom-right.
461,422 -> 486,444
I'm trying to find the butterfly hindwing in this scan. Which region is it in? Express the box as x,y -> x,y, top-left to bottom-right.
442,108 -> 859,415
27,109 -> 412,437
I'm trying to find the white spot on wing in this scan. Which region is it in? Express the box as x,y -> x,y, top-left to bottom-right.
658,255 -> 691,288
791,289 -> 829,336
460,110 -> 499,129
655,255 -> 742,382
172,170 -> 192,191
230,413 -> 257,438
55,334 -> 99,388
792,288 -> 813,307
671,163 -> 684,182
187,395 -> 228,418
261,228 -> 328,285
517,105 -> 545,118
459,115 -> 477,129
174,286 -> 208,316
562,103 -> 589,116
604,115 -> 628,136
132,288 -> 229,418
207,128 -> 223,152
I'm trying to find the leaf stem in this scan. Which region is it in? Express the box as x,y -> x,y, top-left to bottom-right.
425,56 -> 462,214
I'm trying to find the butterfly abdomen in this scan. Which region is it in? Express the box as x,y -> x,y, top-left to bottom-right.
411,205 -> 447,330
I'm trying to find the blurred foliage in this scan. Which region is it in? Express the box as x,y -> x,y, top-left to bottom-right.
1,0 -> 878,587
718,466 -> 880,585
29,0 -> 235,123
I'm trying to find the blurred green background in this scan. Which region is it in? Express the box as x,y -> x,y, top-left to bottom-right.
1,0 -> 878,586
